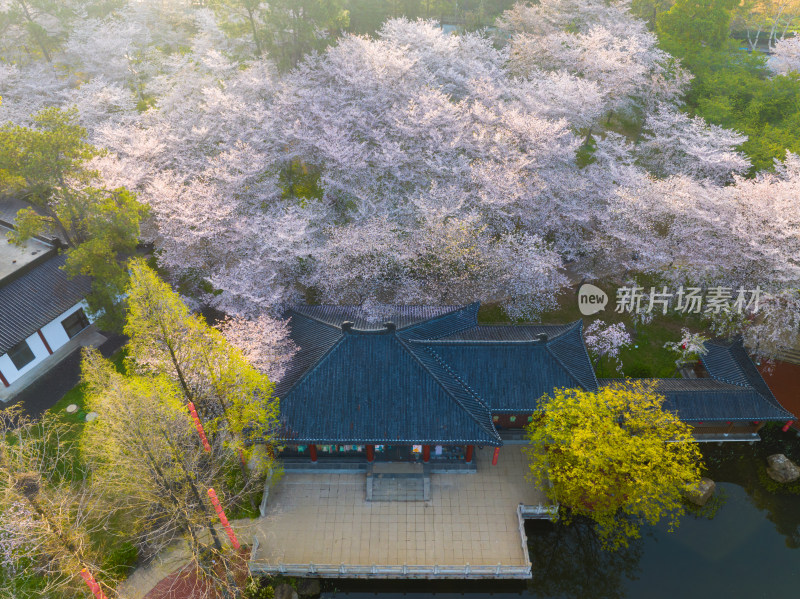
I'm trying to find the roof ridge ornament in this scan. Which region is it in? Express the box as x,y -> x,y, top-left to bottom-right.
384,321 -> 396,332
342,321 -> 354,332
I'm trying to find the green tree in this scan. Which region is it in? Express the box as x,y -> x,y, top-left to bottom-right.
655,0 -> 800,172
213,0 -> 349,67
123,259 -> 279,468
0,0 -> 74,62
0,107 -> 148,331
80,350 -> 250,599
525,381 -> 703,548
631,0 -> 676,28
657,0 -> 739,50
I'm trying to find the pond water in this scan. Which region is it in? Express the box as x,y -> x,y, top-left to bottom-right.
321,429 -> 800,599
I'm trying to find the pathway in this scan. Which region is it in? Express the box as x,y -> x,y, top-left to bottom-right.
119,520 -> 258,599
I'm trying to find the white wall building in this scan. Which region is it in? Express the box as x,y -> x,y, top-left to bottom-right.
0,235 -> 94,395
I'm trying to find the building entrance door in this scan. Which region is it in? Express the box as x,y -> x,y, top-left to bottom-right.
378,445 -> 421,463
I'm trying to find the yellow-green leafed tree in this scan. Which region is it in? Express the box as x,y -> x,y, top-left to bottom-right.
525,381 -> 703,547
80,349 -> 249,597
123,258 -> 279,471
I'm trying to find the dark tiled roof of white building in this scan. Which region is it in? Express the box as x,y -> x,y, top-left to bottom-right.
0,253 -> 91,354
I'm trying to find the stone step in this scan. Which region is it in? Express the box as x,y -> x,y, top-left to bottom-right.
366,463 -> 430,502
371,462 -> 424,475
368,475 -> 428,502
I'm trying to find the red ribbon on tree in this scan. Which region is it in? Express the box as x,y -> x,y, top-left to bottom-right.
207,487 -> 241,550
79,568 -> 107,599
187,402 -> 211,452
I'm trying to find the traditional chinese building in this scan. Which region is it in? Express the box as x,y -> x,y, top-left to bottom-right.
275,303 -> 793,466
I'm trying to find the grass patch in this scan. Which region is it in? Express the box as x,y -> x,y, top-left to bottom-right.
479,279 -> 708,379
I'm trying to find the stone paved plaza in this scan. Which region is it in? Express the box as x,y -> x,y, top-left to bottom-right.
250,445 -> 548,574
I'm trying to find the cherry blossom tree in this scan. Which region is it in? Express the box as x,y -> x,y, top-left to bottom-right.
217,313 -> 298,382
664,328 -> 710,366
768,35 -> 800,75
498,0 -> 691,121
583,320 -> 632,371
636,104 -> 751,184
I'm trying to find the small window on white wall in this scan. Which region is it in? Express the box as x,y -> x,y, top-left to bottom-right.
62,309 -> 90,339
8,340 -> 35,370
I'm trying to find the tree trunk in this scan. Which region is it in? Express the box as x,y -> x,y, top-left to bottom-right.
246,5 -> 263,57
18,0 -> 52,62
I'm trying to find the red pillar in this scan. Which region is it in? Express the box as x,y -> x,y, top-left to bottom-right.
309,444 -> 318,463
782,421 -> 795,432
491,446 -> 500,466
465,445 -> 474,463
0,370 -> 8,388
37,329 -> 53,355
366,444 -> 375,462
422,445 -> 431,463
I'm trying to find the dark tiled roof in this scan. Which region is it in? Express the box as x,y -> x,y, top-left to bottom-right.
277,303 -> 789,444
278,331 -> 501,446
598,378 -> 792,422
397,303 -> 480,340
440,323 -> 573,341
410,321 -> 597,413
542,321 -> 599,392
418,342 -> 577,413
0,253 -> 91,354
700,338 -> 791,419
399,337 -> 496,438
272,312 -> 343,400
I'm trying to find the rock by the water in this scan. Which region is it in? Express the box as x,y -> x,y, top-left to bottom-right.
766,454 -> 800,483
685,477 -> 716,506
297,578 -> 321,597
274,583 -> 299,599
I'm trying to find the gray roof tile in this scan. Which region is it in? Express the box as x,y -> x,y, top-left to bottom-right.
0,253 -> 91,354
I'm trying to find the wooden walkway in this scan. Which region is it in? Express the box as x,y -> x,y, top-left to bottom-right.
249,446 -> 552,579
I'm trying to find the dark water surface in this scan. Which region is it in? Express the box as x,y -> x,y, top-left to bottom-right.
322,430 -> 800,599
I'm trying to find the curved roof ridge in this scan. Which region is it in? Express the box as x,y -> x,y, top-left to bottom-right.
273,313 -> 346,399
545,320 -> 599,392
396,335 -> 500,444
287,303 -> 469,332
284,306 -> 342,332
398,302 -> 480,340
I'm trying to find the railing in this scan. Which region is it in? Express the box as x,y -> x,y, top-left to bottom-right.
519,503 -> 559,519
248,560 -> 531,579
247,506 -> 534,579
259,466 -> 276,517
515,504 -> 533,578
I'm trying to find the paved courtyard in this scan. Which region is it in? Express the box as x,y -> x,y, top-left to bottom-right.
250,445 -> 549,576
